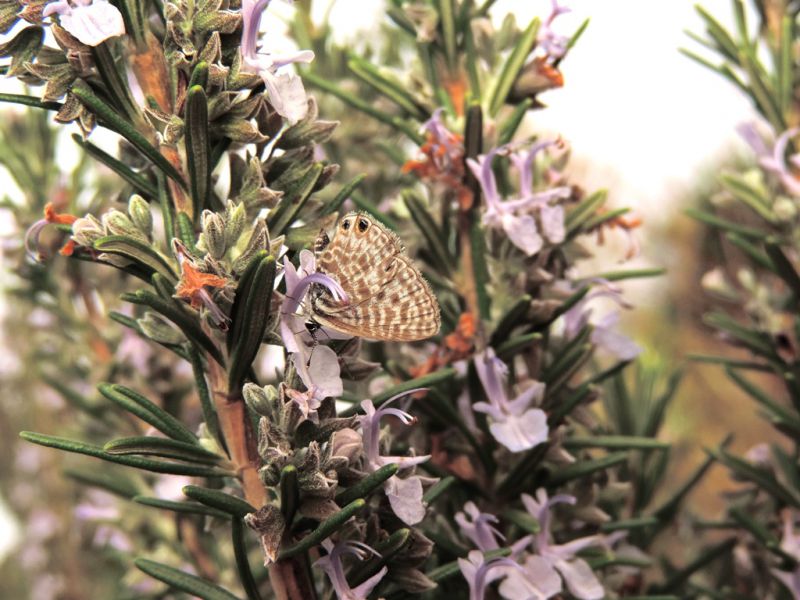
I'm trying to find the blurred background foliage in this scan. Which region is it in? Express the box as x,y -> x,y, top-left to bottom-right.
1,0 -> 799,598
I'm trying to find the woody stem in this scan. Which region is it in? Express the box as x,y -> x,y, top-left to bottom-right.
205,354 -> 317,600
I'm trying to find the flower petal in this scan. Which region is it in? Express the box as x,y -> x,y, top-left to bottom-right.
489,408 -> 549,453
60,1 -> 125,46
499,554 -> 562,600
502,213 -> 543,256
261,69 -> 309,123
554,558 -> 604,600
384,475 -> 426,525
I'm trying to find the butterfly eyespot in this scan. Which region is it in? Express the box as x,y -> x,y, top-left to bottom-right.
342,219 -> 351,231
357,218 -> 369,233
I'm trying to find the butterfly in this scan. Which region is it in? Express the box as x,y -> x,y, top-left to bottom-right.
307,212 -> 441,341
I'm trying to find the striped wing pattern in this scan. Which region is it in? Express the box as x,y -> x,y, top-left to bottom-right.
310,212 -> 440,341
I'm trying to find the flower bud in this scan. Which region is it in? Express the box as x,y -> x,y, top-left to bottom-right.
201,210 -> 226,259
774,196 -> 797,222
71,214 -> 105,247
102,209 -> 146,241
244,383 -> 278,417
137,312 -> 186,345
127,194 -> 153,236
232,219 -> 268,273
224,202 -> 246,247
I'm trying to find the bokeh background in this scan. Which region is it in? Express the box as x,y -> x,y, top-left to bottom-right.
0,0 -> 779,596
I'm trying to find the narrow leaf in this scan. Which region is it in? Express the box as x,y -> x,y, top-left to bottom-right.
72,84 -> 186,188
231,518 -> 263,600
134,496 -> 230,519
72,134 -> 157,198
185,85 -> 211,216
228,254 -> 276,394
103,436 -> 223,464
98,383 -> 198,445
20,432 -> 232,477
335,463 -> 399,506
135,559 -> 242,600
94,235 -> 178,283
487,17 -> 540,116
278,499 -> 366,559
182,485 -> 257,518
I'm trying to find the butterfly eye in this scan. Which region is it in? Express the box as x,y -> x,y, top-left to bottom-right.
342,219 -> 351,231
357,218 -> 369,233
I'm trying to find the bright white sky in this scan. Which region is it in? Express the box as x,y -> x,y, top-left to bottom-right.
319,0 -> 757,220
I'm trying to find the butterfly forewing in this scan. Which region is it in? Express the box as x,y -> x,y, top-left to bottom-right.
310,212 -> 440,341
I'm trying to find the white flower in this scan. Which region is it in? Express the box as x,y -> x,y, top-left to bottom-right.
44,0 -> 125,47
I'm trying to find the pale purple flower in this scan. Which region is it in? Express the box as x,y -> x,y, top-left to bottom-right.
459,550 -> 520,600
562,279 -> 641,361
772,510 -> 800,598
456,501 -> 504,552
280,249 -> 348,400
314,539 -> 388,600
467,142 -> 570,256
472,347 -> 549,453
241,0 -> 315,123
358,394 -> 430,525
736,122 -> 770,159
43,0 -> 125,46
759,128 -> 800,197
24,218 -> 52,261
500,488 -> 620,600
420,108 -> 464,172
537,0 -> 571,62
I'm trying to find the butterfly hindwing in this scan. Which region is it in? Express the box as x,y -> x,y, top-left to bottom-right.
310,212 -> 440,341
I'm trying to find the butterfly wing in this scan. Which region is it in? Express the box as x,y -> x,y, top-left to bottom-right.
311,213 -> 440,341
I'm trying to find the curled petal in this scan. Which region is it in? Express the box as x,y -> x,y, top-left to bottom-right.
384,475 -> 426,525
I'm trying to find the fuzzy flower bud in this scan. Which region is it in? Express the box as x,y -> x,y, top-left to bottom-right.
224,201 -> 247,248
102,209 -> 146,241
127,194 -> 153,236
201,210 -> 227,259
244,383 -> 279,417
774,196 -> 797,222
70,214 -> 105,247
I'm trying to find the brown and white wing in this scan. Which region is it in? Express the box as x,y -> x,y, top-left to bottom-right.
313,254 -> 440,341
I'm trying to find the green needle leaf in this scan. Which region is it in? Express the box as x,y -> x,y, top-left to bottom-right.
486,17 -> 540,116
335,463 -> 399,506
278,499 -> 366,559
71,84 -> 186,188
94,235 -> 178,284
98,383 -> 198,445
228,254 -> 276,394
185,85 -> 211,216
135,559 -> 242,600
182,485 -> 257,518
103,436 -> 224,463
133,496 -> 230,519
20,432 -> 232,477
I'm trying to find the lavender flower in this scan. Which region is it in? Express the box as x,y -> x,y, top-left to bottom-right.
562,279 -> 642,361
467,142 -> 570,256
314,539 -> 388,600
537,0 -> 571,62
280,250 -> 348,399
358,395 -> 430,525
472,347 -> 549,453
772,510 -> 800,598
455,501 -> 504,552
759,127 -> 800,197
43,0 -> 125,46
240,0 -> 315,123
499,488 -> 620,600
458,550 -> 520,600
